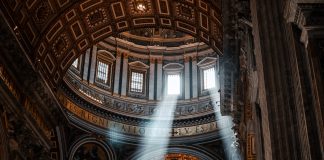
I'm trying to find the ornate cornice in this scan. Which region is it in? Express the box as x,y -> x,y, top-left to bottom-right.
63,73 -> 218,122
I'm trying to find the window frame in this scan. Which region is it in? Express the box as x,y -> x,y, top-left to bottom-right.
94,53 -> 114,89
95,59 -> 111,84
166,72 -> 182,95
127,61 -> 149,99
202,66 -> 216,91
129,70 -> 146,94
163,63 -> 184,98
197,57 -> 218,96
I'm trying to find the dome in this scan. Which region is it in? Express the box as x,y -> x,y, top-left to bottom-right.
62,29 -> 224,144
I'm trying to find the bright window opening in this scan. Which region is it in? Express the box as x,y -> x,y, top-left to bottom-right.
96,61 -> 109,83
72,58 -> 79,68
203,67 -> 216,90
167,74 -> 180,95
130,72 -> 144,93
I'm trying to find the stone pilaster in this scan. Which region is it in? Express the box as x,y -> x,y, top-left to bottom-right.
121,53 -> 129,97
184,56 -> 190,100
82,48 -> 91,81
149,57 -> 155,100
113,51 -> 122,95
89,45 -> 97,84
191,56 -> 198,99
156,57 -> 163,100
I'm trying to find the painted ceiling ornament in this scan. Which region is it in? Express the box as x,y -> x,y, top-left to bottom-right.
136,2 -> 147,11
131,0 -> 152,15
33,1 -> 52,25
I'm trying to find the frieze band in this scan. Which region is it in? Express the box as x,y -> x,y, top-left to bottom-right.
59,93 -> 232,137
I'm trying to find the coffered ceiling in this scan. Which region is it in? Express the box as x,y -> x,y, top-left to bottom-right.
0,0 -> 222,89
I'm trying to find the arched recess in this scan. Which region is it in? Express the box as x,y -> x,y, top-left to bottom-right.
128,146 -> 223,160
0,0 -> 222,89
68,136 -> 116,160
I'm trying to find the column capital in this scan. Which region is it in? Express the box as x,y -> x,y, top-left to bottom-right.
150,57 -> 156,63
157,57 -> 163,64
184,56 -> 190,63
123,52 -> 129,59
116,51 -> 122,57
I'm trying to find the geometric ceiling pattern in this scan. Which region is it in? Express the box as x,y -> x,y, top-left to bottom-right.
0,0 -> 222,89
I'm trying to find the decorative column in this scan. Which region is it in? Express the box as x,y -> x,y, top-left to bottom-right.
121,53 -> 129,97
184,56 -> 190,100
113,51 -> 122,95
82,48 -> 91,81
192,56 -> 198,99
156,57 -> 163,100
149,57 -> 155,100
89,45 -> 97,84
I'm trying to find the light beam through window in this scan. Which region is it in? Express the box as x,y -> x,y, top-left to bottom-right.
203,67 -> 216,90
167,74 -> 180,95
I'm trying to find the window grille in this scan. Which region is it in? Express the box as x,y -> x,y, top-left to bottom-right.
96,61 -> 109,83
203,67 -> 215,90
130,71 -> 144,93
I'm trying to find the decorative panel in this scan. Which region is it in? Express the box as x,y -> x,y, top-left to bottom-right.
57,0 -> 69,7
78,39 -> 89,51
176,21 -> 196,34
157,0 -> 169,15
117,21 -> 128,30
84,8 -> 109,31
70,21 -> 84,40
52,33 -> 71,58
80,0 -> 103,11
133,18 -> 155,26
44,55 -> 55,73
111,2 -> 125,19
175,3 -> 195,22
46,20 -> 63,42
65,9 -> 76,22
